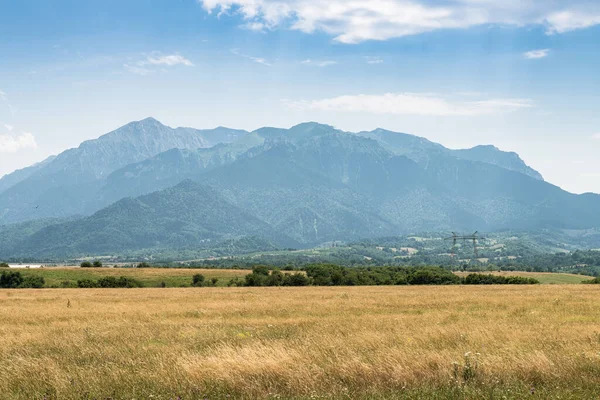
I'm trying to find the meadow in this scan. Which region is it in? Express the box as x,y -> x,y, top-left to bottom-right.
453,270 -> 592,284
2,285 -> 600,399
14,267 -> 592,287
16,267 -> 250,288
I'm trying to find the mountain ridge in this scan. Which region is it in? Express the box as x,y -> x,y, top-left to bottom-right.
0,118 -> 594,260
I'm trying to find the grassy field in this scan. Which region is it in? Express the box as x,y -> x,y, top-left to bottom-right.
17,267 -> 250,287
2,286 -> 600,399
454,271 -> 592,284
15,267 -> 592,288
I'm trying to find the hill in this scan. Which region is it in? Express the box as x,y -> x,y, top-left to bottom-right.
2,180 -> 293,259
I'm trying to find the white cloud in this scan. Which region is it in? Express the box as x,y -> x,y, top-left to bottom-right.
142,54 -> 194,67
124,53 -> 194,75
4,124 -> 14,132
0,132 -> 37,153
244,21 -> 267,31
524,49 -> 550,59
285,92 -> 534,116
591,133 -> 600,139
124,64 -> 151,76
301,59 -> 337,67
199,0 -> 600,43
545,11 -> 600,34
365,56 -> 384,64
230,48 -> 272,66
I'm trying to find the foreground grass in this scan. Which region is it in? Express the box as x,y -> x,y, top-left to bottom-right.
1,286 -> 600,399
18,267 -> 250,287
453,271 -> 592,284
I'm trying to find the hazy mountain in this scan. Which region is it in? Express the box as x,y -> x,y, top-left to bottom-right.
96,132 -> 265,206
0,118 -> 248,224
452,145 -> 543,181
2,180 -> 294,259
357,128 -> 543,181
1,119 -> 598,260
0,155 -> 56,194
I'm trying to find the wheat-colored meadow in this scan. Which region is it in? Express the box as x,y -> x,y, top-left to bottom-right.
1,285 -> 600,399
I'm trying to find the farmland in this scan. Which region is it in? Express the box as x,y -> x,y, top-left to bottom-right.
453,270 -> 592,284
2,285 -> 600,399
9,267 -> 592,288
15,267 -> 250,288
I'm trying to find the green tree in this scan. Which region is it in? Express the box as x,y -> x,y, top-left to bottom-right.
92,260 -> 103,268
0,271 -> 24,288
192,274 -> 205,287
80,261 -> 93,268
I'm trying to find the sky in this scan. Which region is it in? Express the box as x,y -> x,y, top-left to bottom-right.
0,0 -> 599,193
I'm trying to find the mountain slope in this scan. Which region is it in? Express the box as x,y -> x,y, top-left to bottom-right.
96,132 -> 265,207
452,145 -> 543,181
0,118 -> 248,224
3,180 -> 294,258
357,128 -> 543,181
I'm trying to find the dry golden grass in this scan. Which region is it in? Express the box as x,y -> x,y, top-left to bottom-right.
1,286 -> 600,399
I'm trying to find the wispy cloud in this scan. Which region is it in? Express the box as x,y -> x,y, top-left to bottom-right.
123,64 -> 152,76
124,53 -> 194,75
365,56 -> 383,64
301,59 -> 337,67
524,49 -> 550,59
231,48 -> 272,66
591,133 -> 600,139
200,0 -> 600,43
285,93 -> 534,117
0,131 -> 37,153
141,54 -> 194,67
0,90 -> 17,116
4,124 -> 14,132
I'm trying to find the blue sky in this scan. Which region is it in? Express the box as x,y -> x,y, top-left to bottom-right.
1,0 -> 599,193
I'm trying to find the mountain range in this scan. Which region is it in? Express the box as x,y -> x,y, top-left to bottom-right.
1,117 -> 598,260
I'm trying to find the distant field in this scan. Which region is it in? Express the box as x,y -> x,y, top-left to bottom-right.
2,286 -> 600,399
16,267 -> 592,288
454,270 -> 592,284
18,267 -> 250,287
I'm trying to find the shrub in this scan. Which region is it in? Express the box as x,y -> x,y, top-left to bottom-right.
407,267 -> 460,285
463,274 -> 539,285
136,262 -> 152,268
77,279 -> 98,288
283,273 -> 311,286
0,271 -> 24,288
97,276 -> 143,288
0,262 -> 9,268
245,272 -> 267,287
265,269 -> 285,286
252,265 -> 270,276
80,261 -> 93,268
20,275 -> 45,288
92,260 -> 103,268
583,277 -> 600,284
192,274 -> 205,287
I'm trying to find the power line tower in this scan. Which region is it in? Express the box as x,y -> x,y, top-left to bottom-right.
444,231 -> 480,261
